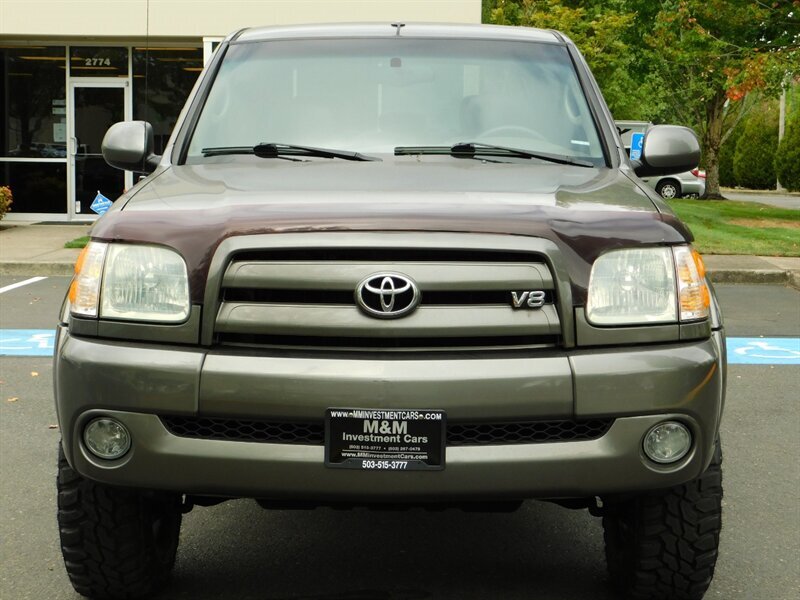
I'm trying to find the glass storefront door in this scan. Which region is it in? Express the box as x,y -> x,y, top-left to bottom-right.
69,81 -> 132,218
2,44 -> 200,220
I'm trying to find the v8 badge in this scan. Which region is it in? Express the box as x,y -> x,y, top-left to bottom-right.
511,290 -> 546,309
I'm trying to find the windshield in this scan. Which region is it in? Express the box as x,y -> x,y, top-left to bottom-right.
187,38 -> 605,165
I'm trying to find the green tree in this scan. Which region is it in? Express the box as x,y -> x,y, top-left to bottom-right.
776,116 -> 800,191
486,0 -> 645,118
484,0 -> 705,121
733,102 -> 779,190
717,121 -> 743,188
638,0 -> 798,198
718,95 -> 770,187
484,0 -> 799,197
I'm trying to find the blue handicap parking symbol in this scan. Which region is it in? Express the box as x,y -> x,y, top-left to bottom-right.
0,330 -> 56,356
727,337 -> 800,365
630,132 -> 644,161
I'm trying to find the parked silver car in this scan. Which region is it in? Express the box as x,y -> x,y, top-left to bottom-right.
617,120 -> 706,198
643,167 -> 706,199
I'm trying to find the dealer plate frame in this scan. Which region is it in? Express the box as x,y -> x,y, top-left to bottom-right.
325,407 -> 446,471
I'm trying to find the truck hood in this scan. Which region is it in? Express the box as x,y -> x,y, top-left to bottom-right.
91,158 -> 691,303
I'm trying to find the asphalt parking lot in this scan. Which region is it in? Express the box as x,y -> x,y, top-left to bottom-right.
1,276 -> 798,599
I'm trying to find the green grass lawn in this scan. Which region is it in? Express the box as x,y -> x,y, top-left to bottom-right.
64,236 -> 90,249
668,199 -> 799,256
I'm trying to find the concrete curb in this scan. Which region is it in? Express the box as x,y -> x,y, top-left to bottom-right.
0,262 -> 76,277
708,270 -> 792,286
720,188 -> 800,198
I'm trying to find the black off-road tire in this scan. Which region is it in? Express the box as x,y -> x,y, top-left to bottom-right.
57,445 -> 182,600
602,440 -> 723,600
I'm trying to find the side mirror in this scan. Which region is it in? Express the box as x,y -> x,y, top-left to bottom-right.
632,125 -> 700,177
102,121 -> 160,174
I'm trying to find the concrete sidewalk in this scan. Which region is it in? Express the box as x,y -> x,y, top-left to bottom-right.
0,222 -> 799,289
704,255 -> 800,289
0,223 -> 90,276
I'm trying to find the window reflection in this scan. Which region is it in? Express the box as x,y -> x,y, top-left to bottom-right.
73,88 -> 125,214
0,44 -> 203,216
0,162 -> 67,213
0,46 -> 67,158
133,47 -> 203,154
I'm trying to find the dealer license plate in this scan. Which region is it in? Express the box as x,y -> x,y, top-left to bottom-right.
325,408 -> 446,470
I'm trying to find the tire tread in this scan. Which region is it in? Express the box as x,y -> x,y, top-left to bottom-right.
603,442 -> 723,600
57,446 -> 180,600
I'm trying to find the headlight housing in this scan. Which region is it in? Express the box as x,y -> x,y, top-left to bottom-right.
586,245 -> 709,326
69,242 -> 190,323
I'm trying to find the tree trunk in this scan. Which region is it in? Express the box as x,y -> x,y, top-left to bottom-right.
702,92 -> 728,199
704,144 -> 722,199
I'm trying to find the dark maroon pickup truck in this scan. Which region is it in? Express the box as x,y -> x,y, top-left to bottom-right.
55,23 -> 725,600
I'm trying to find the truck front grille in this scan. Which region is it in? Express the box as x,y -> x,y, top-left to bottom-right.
160,415 -> 613,447
212,247 -> 562,353
446,419 -> 613,446
163,415 -> 325,445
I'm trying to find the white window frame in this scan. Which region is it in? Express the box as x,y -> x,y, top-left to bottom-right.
203,37 -> 223,65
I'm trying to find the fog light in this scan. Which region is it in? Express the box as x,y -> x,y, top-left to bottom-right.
84,418 -> 131,460
643,421 -> 691,464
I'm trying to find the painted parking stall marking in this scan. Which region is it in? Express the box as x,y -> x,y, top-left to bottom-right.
0,330 -> 56,356
1,331 -> 798,364
0,276 -> 48,295
727,337 -> 800,365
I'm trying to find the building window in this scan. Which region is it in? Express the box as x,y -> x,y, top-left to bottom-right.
0,45 -> 68,214
0,162 -> 67,213
132,47 -> 203,155
69,47 -> 129,78
0,45 -> 67,158
203,37 -> 223,65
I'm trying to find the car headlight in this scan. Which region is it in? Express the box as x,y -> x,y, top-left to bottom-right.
69,242 -> 190,323
586,246 -> 709,326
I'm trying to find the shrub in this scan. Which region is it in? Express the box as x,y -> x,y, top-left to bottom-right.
718,122 -> 744,187
0,186 -> 12,220
775,117 -> 800,192
733,104 -> 779,189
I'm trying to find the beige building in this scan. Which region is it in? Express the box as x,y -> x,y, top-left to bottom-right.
0,0 -> 481,220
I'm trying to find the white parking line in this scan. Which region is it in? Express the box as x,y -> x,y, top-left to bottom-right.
0,276 -> 48,295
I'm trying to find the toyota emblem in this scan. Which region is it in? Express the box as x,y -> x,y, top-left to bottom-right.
355,273 -> 421,319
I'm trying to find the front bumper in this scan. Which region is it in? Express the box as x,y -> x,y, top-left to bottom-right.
55,327 -> 725,501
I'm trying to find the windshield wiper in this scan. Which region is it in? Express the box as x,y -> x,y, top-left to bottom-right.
394,142 -> 594,168
202,143 -> 381,162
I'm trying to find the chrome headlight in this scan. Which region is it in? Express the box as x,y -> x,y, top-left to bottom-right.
70,242 -> 190,323
586,246 -> 709,326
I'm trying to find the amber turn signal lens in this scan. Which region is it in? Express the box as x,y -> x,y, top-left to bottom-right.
68,245 -> 91,304
692,248 -> 706,279
673,246 -> 710,322
69,242 -> 108,317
